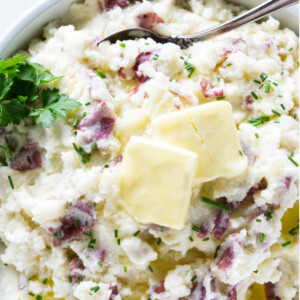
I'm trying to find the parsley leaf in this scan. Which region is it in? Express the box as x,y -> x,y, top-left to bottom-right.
0,100 -> 30,126
0,55 -> 81,128
17,61 -> 60,85
30,88 -> 81,128
0,54 -> 28,73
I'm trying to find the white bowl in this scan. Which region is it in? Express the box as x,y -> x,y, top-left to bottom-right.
0,1 -> 298,299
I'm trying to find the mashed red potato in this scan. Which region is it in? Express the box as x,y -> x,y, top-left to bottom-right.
0,0 -> 299,299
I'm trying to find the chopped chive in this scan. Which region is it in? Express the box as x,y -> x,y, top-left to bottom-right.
281,241 -> 291,247
29,292 -> 35,296
216,96 -> 226,100
36,296 -> 42,300
152,54 -> 159,61
73,118 -> 79,128
248,116 -> 270,127
69,276 -> 72,283
148,265 -> 153,272
184,61 -> 195,77
203,237 -> 209,241
46,245 -> 51,250
29,275 -> 36,281
273,82 -> 278,86
294,114 -> 297,119
214,246 -> 221,259
253,79 -> 261,84
201,196 -> 231,212
92,142 -> 97,150
291,151 -> 294,157
266,206 -> 274,221
260,72 -> 268,81
239,150 -> 243,156
280,104 -> 285,110
161,226 -> 165,232
259,233 -> 265,243
226,62 -> 232,67
124,266 -> 127,272
119,43 -> 126,48
272,109 -> 281,116
265,84 -> 271,93
274,120 -> 280,123
189,236 -> 194,242
133,230 -> 140,236
157,238 -> 162,245
145,42 -> 149,45
104,163 -> 109,168
76,219 -> 80,227
217,77 -> 221,82
72,143 -> 91,164
77,259 -> 82,266
98,261 -> 103,267
251,91 -> 259,100
8,175 -> 14,189
281,71 -> 284,75
91,285 -> 100,292
258,83 -> 264,89
191,275 -> 197,282
253,270 -> 258,274
289,225 -> 299,236
278,94 -> 283,98
43,278 -> 48,284
113,229 -> 118,238
191,224 -> 201,232
288,156 -> 299,167
77,277 -> 83,281
255,219 -> 261,222
117,238 -> 120,245
135,37 -> 140,41
288,47 -> 293,51
83,112 -> 86,118
255,133 -> 259,139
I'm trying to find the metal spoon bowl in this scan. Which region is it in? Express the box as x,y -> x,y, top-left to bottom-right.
99,0 -> 298,49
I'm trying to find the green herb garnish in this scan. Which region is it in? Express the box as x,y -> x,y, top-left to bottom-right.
184,61 -> 195,78
96,70 -> 106,79
191,224 -> 201,232
272,109 -> 281,116
8,175 -> 14,189
191,275 -> 197,282
214,245 -> 220,259
119,43 -> 126,48
251,91 -> 259,100
248,116 -> 270,126
259,233 -> 265,243
201,196 -> 231,212
133,230 -> 140,236
72,143 -> 91,164
281,241 -> 291,247
90,285 -> 100,293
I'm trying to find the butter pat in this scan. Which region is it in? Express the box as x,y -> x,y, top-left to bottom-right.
152,101 -> 247,183
119,137 -> 198,229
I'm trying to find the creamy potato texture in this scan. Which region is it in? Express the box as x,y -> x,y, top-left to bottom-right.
0,0 -> 299,299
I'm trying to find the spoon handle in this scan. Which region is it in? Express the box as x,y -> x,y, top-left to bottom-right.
181,0 -> 298,42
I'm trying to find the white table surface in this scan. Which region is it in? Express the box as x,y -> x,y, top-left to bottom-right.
0,0 -> 45,38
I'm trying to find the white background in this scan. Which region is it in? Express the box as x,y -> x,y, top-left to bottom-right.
0,0 -> 44,37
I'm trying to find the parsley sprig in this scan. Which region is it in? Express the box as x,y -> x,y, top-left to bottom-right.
0,55 -> 81,128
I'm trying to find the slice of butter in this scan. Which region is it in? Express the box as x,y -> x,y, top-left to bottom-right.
151,101 -> 247,183
119,137 -> 198,230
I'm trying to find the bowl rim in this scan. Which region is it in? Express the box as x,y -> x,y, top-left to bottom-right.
0,0 -> 62,57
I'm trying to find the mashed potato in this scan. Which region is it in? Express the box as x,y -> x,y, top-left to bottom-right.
0,0 -> 298,299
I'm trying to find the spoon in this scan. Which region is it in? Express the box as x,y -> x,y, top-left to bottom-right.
99,0 -> 298,49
